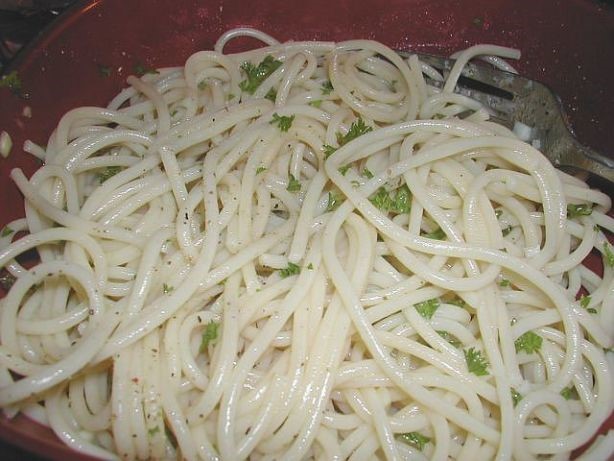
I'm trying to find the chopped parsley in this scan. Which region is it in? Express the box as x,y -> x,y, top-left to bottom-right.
321,80 -> 334,95
96,166 -> 122,183
148,426 -> 161,436
362,168 -> 374,179
307,263 -> 314,270
133,62 -> 159,76
338,164 -> 351,175
464,347 -> 489,376
198,80 -> 208,90
308,99 -> 322,108
162,283 -> 173,294
502,225 -> 513,237
514,331 -> 543,354
200,322 -> 219,351
239,55 -> 282,94
265,88 -> 277,102
270,113 -> 294,132
98,64 -> 112,77
326,191 -> 342,212
603,242 -> 614,268
560,386 -> 577,400
370,184 -> 411,214
511,388 -> 522,407
448,297 -> 468,309
580,294 -> 591,309
414,298 -> 439,320
0,70 -> 22,94
1,226 -> 13,237
286,174 -> 301,192
279,262 -> 300,278
256,166 -> 267,174
436,330 -> 461,348
323,118 -> 373,158
423,227 -> 446,240
398,432 -> 430,451
499,278 -> 511,287
567,203 -> 592,218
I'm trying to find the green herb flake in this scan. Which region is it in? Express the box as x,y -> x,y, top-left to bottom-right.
286,174 -> 301,192
511,388 -> 522,407
398,432 -> 430,451
448,297 -> 468,309
265,87 -> 277,102
270,113 -> 295,132
560,386 -> 577,400
580,295 -> 591,309
423,227 -> 446,240
0,71 -> 22,94
514,331 -> 543,354
323,144 -> 337,159
197,80 -> 207,90
321,80 -> 334,95
603,242 -> 614,268
256,166 -> 267,175
148,426 -> 161,437
163,283 -> 173,294
369,184 -> 412,215
502,225 -> 513,237
307,263 -> 314,270
567,203 -> 592,218
436,330 -> 461,348
200,322 -> 220,351
326,191 -> 342,212
98,65 -> 112,77
96,166 -> 122,183
464,347 -> 489,376
239,55 -> 282,94
338,164 -> 351,175
308,99 -> 322,108
279,262 -> 301,278
414,298 -> 440,320
133,62 -> 159,76
499,278 -> 511,287
337,118 -> 372,147
362,168 -> 374,179
1,226 -> 13,237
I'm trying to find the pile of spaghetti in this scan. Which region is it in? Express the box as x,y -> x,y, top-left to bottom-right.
0,28 -> 612,460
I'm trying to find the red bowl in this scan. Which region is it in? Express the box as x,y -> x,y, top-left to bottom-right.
0,0 -> 612,459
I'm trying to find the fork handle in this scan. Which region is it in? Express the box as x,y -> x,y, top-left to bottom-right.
551,133 -> 614,185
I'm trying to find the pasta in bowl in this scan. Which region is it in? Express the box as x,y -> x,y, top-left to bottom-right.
0,26 -> 612,460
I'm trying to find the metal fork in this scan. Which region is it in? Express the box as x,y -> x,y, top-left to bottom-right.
404,52 -> 614,184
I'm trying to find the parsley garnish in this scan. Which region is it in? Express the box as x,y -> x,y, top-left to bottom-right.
163,283 -> 173,294
239,55 -> 282,94
464,347 -> 489,376
414,298 -> 439,320
511,388 -> 522,407
362,168 -> 374,179
0,70 -> 22,94
307,263 -> 314,270
369,184 -> 411,214
256,166 -> 267,174
502,225 -> 513,236
580,294 -> 591,309
338,164 -> 351,175
560,386 -> 577,400
321,80 -> 334,95
514,331 -> 542,354
96,166 -> 121,183
398,432 -> 430,451
436,330 -> 461,348
279,262 -> 300,278
265,88 -> 277,102
448,297 -> 468,309
567,203 -> 592,218
323,118 -> 373,158
603,243 -> 614,268
197,80 -> 207,90
286,174 -> 301,192
270,113 -> 294,132
499,279 -> 511,287
423,227 -> 446,240
326,191 -> 342,212
148,426 -> 161,436
1,226 -> 13,237
133,62 -> 159,76
200,322 -> 219,351
309,100 -> 322,108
